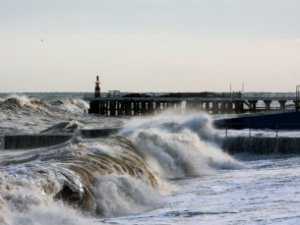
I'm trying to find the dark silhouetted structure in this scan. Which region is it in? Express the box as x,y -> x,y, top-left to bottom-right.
95,75 -> 101,98
297,85 -> 300,111
88,79 -> 299,117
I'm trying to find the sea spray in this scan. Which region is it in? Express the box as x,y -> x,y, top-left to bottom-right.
0,136 -> 161,224
0,110 -> 242,224
121,112 -> 242,179
54,98 -> 89,114
0,170 -> 94,225
0,94 -> 94,134
92,175 -> 162,217
0,95 -> 88,115
121,111 -> 218,142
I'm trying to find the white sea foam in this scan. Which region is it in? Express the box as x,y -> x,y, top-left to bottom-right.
0,108 -> 243,224
57,99 -> 89,114
121,112 -> 242,179
92,175 -> 162,217
0,95 -> 88,115
0,169 -> 161,225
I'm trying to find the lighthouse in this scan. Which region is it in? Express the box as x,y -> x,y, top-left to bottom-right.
95,75 -> 101,98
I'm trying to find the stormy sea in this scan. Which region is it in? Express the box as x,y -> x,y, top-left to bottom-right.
0,93 -> 299,225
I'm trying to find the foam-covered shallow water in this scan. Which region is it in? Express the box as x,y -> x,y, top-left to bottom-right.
103,156 -> 300,225
0,93 -> 299,225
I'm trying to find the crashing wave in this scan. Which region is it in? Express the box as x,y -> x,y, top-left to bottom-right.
51,99 -> 89,114
0,111 -> 241,224
0,95 -> 91,134
0,95 -> 50,111
0,95 -> 88,115
121,112 -> 241,178
0,136 -> 161,224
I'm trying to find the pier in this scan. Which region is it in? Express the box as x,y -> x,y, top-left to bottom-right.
88,77 -> 300,116
88,95 -> 300,116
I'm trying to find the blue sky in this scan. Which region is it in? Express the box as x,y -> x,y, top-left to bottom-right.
1,0 -> 300,92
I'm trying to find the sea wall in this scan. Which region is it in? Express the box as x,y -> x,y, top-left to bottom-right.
2,131 -> 300,155
215,111 -> 300,130
80,128 -> 119,138
1,129 -> 120,150
221,136 -> 300,154
3,134 -> 73,150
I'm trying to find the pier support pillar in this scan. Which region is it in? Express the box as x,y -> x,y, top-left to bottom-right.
99,102 -> 105,115
279,100 -> 286,111
212,102 -> 219,114
227,102 -> 234,113
110,101 -> 117,116
234,101 -> 244,113
105,101 -> 110,116
124,101 -> 130,116
131,102 -> 135,116
149,101 -> 154,114
157,102 -> 163,113
153,102 -> 158,114
119,101 -> 125,116
141,101 -> 146,115
294,100 -> 300,112
264,100 -> 272,111
89,100 -> 100,114
133,102 -> 140,116
220,102 -> 226,114
203,102 -> 209,112
249,100 -> 258,112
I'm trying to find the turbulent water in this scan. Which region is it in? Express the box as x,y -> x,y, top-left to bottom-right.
0,93 -> 299,225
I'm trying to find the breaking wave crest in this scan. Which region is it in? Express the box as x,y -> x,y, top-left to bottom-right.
0,136 -> 161,224
121,112 -> 241,179
0,95 -> 91,135
0,111 -> 241,224
0,95 -> 89,116
50,98 -> 89,114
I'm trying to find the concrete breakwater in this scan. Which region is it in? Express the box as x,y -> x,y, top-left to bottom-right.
2,129 -> 119,150
3,134 -> 73,150
2,130 -> 300,155
221,136 -> 300,155
215,111 -> 300,130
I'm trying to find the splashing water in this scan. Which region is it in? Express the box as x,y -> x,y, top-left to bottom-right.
0,135 -> 162,224
0,100 -> 243,225
0,95 -> 88,114
121,112 -> 241,179
0,95 -> 95,135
